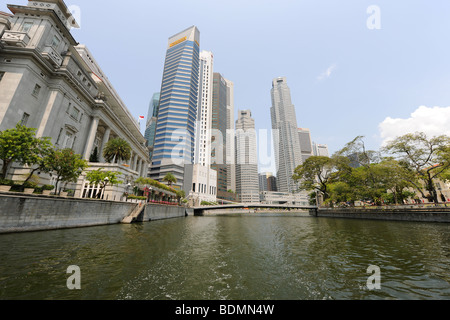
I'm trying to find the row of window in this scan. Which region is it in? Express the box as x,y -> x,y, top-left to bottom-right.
192,183 -> 216,195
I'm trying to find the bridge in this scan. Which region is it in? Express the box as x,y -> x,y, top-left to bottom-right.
193,203 -> 318,216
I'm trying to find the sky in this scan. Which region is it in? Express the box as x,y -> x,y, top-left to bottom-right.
3,0 -> 450,173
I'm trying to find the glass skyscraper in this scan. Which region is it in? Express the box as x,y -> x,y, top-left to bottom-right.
149,26 -> 200,189
144,92 -> 160,162
270,77 -> 302,193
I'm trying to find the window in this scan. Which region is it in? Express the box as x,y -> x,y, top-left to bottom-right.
51,35 -> 61,48
32,84 -> 41,97
62,131 -> 73,149
0,71 -> 4,82
21,22 -> 33,33
20,113 -> 30,126
70,107 -> 80,120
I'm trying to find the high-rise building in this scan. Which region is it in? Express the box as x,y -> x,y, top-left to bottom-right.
312,143 -> 329,157
194,51 -> 214,166
259,172 -> 277,192
270,77 -> 302,193
235,110 -> 259,203
187,50 -> 217,203
298,128 -> 313,162
149,26 -> 200,189
225,79 -> 236,193
211,72 -> 228,199
144,92 -> 160,163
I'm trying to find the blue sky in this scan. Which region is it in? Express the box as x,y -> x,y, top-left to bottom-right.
3,0 -> 450,173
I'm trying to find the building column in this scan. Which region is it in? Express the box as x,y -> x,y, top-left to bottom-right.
83,116 -> 100,160
136,158 -> 142,177
98,127 -> 111,163
128,151 -> 134,167
133,154 -> 138,171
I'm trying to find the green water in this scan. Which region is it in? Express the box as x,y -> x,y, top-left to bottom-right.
0,216 -> 449,300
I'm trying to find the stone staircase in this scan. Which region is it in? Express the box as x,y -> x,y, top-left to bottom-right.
121,203 -> 145,224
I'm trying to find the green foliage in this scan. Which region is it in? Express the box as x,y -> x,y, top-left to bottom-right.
47,149 -> 88,194
0,178 -> 14,186
293,133 -> 450,206
86,169 -> 122,188
42,184 -> 55,191
135,177 -> 177,194
382,132 -> 450,204
0,124 -> 52,179
162,172 -> 177,186
103,138 -> 131,163
201,200 -> 218,206
127,195 -> 146,200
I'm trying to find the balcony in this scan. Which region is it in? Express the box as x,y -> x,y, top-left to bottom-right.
1,30 -> 30,47
42,46 -> 63,67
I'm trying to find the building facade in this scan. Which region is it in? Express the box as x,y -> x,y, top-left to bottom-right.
298,128 -> 313,162
225,78 -> 236,193
149,26 -> 200,190
187,50 -> 217,204
0,0 -> 149,200
312,142 -> 329,157
144,92 -> 160,163
235,110 -> 259,203
211,72 -> 228,199
270,77 -> 303,194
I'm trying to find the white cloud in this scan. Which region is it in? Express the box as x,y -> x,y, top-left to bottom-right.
317,64 -> 337,81
379,105 -> 450,146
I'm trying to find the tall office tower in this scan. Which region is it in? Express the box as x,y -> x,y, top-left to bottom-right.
235,110 -> 259,203
194,51 -> 214,166
188,50 -> 217,203
144,92 -> 160,163
270,77 -> 303,193
149,26 -> 200,189
267,174 -> 278,192
259,172 -> 277,192
298,128 -> 313,163
211,73 -> 228,199
225,79 -> 236,193
312,143 -> 330,157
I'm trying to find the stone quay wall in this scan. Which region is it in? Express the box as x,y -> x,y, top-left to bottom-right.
311,206 -> 450,223
0,192 -> 188,234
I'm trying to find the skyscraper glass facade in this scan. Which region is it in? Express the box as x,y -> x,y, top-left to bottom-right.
149,26 -> 200,188
144,92 -> 160,162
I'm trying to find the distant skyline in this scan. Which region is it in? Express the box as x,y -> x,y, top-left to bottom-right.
2,0 -> 450,173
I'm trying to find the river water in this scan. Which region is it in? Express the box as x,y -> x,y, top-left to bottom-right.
0,215 -> 449,300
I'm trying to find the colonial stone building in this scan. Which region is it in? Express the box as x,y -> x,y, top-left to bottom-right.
0,0 -> 149,200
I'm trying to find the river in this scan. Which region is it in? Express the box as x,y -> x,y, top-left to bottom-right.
0,215 -> 449,300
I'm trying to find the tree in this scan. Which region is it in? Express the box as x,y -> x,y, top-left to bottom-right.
382,132 -> 450,204
0,124 -> 51,179
162,172 -> 177,187
103,138 -> 131,164
293,156 -> 336,202
47,149 -> 88,194
85,168 -> 122,198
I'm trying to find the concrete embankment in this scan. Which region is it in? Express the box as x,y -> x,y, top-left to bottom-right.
0,192 -> 189,234
311,206 -> 450,223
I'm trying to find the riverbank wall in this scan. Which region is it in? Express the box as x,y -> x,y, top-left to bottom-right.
0,192 -> 188,234
311,206 -> 450,223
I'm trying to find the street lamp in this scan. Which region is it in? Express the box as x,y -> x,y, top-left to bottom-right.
126,182 -> 131,201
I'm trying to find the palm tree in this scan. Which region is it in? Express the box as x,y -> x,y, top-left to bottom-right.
162,172 -> 177,187
103,138 -> 131,164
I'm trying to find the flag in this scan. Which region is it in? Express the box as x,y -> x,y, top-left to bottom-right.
139,116 -> 144,120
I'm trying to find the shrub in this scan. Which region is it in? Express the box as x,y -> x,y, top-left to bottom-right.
0,179 -> 14,186
42,184 -> 55,191
23,181 -> 37,189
